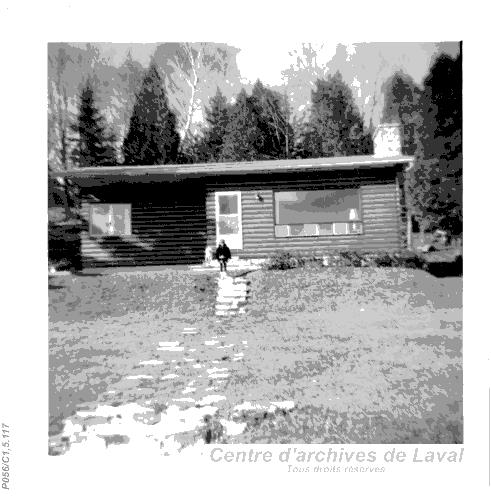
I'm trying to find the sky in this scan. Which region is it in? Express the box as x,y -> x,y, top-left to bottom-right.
71,41 -> 333,84
71,41 -> 459,87
236,42 -> 339,85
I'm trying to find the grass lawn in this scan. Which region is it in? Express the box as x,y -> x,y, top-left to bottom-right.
49,265 -> 462,445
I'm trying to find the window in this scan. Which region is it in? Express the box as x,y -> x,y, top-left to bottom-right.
89,204 -> 131,236
274,189 -> 362,238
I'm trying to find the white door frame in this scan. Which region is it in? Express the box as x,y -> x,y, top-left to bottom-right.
215,191 -> 243,250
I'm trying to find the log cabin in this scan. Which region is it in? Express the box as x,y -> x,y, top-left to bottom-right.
49,124 -> 413,268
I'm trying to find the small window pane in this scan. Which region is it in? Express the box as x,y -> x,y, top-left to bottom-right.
289,224 -> 304,236
90,204 -> 110,235
303,224 -> 318,236
349,222 -> 363,234
318,223 -> 334,235
288,224 -> 318,237
90,204 -> 131,236
113,211 -> 125,234
218,195 -> 238,215
333,222 -> 349,235
275,225 -> 289,238
218,216 -> 239,235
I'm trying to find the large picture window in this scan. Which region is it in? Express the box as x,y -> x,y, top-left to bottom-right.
89,204 -> 132,237
274,189 -> 362,238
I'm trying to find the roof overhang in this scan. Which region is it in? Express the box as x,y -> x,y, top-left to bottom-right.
48,154 -> 414,186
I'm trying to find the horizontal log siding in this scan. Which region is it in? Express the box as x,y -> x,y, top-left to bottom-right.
79,182 -> 208,267
205,168 -> 404,258
77,166 -> 407,267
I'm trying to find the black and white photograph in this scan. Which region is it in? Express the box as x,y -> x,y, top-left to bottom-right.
46,39 -> 463,454
2,2 -> 489,498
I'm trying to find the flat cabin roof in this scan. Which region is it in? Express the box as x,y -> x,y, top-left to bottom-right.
49,154 -> 414,185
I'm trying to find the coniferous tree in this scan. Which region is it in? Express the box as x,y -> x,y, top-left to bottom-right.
123,62 -> 180,165
70,79 -> 118,168
177,128 -> 210,164
410,50 -> 462,236
201,87 -> 230,161
302,72 -> 372,158
382,71 -> 421,155
220,89 -> 262,161
219,82 -> 293,162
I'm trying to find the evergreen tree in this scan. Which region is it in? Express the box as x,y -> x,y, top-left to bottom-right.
177,128 -> 211,164
220,89 -> 262,161
70,79 -> 118,168
123,62 -> 180,165
302,72 -> 372,158
382,71 -> 421,155
201,87 -> 230,161
409,50 -> 462,236
219,82 -> 293,162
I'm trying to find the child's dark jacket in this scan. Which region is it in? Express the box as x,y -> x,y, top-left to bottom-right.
215,245 -> 231,261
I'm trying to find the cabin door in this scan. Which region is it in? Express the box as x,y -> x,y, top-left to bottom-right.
215,191 -> 243,250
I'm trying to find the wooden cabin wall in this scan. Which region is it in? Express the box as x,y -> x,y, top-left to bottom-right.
205,167 -> 406,258
78,166 -> 407,267
79,179 -> 208,267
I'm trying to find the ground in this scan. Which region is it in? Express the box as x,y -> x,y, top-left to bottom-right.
48,265 -> 462,450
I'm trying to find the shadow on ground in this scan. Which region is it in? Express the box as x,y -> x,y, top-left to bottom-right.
423,258 -> 463,278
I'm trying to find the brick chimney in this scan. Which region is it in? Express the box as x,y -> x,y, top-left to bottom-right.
373,123 -> 402,157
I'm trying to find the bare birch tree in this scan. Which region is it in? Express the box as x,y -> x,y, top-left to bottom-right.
153,43 -> 241,138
